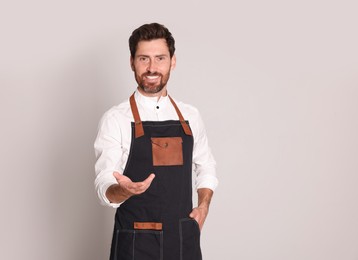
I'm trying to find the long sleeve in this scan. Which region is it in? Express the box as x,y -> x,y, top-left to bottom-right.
190,109 -> 218,191
94,111 -> 123,208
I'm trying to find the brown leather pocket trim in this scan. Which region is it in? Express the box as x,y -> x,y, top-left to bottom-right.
151,137 -> 183,166
134,222 -> 163,230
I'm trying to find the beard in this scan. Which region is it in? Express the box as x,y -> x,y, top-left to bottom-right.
135,71 -> 170,94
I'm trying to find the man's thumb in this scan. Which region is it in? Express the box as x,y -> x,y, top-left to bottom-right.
113,171 -> 122,181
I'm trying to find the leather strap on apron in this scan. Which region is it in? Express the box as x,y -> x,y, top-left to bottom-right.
129,93 -> 193,138
168,95 -> 193,136
134,222 -> 163,230
129,94 -> 145,138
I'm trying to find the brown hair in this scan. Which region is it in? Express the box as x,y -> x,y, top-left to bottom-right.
129,23 -> 175,58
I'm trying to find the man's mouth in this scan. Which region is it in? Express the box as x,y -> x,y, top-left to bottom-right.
144,73 -> 161,80
146,75 -> 160,80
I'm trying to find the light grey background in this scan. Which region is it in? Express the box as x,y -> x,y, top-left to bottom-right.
1,0 -> 358,259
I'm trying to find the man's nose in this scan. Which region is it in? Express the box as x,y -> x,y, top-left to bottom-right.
146,60 -> 157,73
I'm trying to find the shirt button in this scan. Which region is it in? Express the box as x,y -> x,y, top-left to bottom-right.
156,106 -> 159,109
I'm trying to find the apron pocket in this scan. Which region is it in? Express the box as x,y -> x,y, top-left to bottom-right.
151,137 -> 183,166
134,230 -> 163,260
112,229 -> 163,260
179,218 -> 202,260
111,230 -> 135,260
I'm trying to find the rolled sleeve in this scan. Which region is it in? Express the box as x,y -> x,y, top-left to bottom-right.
191,110 -> 218,191
195,164 -> 218,191
94,170 -> 121,208
94,111 -> 123,208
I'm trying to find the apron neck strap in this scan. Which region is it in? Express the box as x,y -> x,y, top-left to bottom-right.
168,96 -> 193,136
129,93 -> 193,138
129,93 -> 145,138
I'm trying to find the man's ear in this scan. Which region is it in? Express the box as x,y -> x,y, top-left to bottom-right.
170,55 -> 176,71
130,56 -> 135,71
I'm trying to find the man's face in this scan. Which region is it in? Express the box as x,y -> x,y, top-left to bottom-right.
131,39 -> 176,96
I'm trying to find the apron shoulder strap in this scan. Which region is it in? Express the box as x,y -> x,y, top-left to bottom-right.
168,96 -> 193,136
129,93 -> 193,138
129,93 -> 145,138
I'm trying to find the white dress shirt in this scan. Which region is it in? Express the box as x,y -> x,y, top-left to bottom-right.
94,90 -> 218,208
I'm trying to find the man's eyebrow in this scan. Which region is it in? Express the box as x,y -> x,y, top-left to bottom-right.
136,54 -> 169,57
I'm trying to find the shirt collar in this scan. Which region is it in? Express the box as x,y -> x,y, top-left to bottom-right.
134,89 -> 169,110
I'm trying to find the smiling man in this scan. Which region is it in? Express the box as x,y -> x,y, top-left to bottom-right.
94,23 -> 218,260
132,38 -> 173,95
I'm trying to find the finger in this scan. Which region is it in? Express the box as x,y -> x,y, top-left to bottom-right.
137,179 -> 155,193
114,172 -> 130,184
113,171 -> 122,180
127,174 -> 155,194
192,215 -> 201,229
128,181 -> 150,193
138,174 -> 155,190
114,173 -> 131,186
189,208 -> 198,218
143,173 -> 155,184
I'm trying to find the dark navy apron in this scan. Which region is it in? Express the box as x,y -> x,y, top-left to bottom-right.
109,93 -> 202,260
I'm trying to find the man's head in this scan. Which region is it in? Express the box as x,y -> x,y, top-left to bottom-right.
129,23 -> 176,97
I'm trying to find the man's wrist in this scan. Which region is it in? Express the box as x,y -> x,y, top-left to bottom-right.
197,188 -> 213,209
106,184 -> 131,203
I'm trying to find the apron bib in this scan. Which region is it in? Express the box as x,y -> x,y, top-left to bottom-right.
109,94 -> 202,260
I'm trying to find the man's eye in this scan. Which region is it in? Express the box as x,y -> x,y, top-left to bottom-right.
139,57 -> 148,62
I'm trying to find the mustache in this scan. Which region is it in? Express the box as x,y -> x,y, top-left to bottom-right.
142,72 -> 162,77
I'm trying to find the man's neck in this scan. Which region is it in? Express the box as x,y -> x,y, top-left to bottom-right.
137,86 -> 168,101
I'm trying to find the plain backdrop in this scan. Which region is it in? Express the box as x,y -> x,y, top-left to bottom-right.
1,0 -> 358,259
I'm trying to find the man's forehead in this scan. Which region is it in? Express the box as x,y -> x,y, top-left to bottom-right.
136,39 -> 170,55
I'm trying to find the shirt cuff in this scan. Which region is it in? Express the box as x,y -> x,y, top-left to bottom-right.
195,175 -> 219,191
97,181 -> 122,208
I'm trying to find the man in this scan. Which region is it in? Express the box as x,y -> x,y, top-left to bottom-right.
94,23 -> 218,260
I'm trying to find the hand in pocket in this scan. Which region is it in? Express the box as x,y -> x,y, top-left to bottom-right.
189,206 -> 208,231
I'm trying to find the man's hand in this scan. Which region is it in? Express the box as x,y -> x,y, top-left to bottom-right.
114,172 -> 155,196
189,188 -> 214,230
106,172 -> 155,204
189,206 -> 209,231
